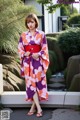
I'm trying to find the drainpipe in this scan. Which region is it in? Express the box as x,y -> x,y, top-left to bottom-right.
42,5 -> 45,31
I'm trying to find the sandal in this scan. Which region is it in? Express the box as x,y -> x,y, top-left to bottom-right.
27,110 -> 36,116
36,111 -> 43,117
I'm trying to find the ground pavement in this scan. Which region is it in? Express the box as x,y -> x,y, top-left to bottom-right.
0,107 -> 80,120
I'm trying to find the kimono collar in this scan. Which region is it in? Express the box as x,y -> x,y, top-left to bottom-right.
26,29 -> 39,37
27,29 -> 39,34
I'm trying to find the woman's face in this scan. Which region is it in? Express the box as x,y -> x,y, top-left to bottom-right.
27,19 -> 36,31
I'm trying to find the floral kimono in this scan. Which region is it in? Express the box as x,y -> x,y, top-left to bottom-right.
18,29 -> 49,101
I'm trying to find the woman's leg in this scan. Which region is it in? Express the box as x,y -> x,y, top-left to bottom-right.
27,101 -> 36,115
33,92 -> 42,113
29,101 -> 36,112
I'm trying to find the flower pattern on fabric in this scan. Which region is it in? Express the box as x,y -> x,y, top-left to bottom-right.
18,29 -> 49,101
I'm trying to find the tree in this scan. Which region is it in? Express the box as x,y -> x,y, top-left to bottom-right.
36,0 -> 75,13
0,0 -> 36,54
36,0 -> 62,13
57,0 -> 75,4
61,5 -> 78,16
67,14 -> 80,27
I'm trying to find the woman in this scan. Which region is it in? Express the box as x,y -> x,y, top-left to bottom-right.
18,13 -> 49,117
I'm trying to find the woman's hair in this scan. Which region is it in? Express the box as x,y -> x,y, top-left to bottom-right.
25,13 -> 39,29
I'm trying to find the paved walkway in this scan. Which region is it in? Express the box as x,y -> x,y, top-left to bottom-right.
0,107 -> 80,120
49,108 -> 80,120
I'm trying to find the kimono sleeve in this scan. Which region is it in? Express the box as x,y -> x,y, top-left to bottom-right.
38,33 -> 50,73
18,36 -> 25,59
18,36 -> 25,77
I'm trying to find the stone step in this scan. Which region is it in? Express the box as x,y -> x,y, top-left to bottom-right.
48,83 -> 65,90
49,77 -> 65,83
48,88 -> 64,92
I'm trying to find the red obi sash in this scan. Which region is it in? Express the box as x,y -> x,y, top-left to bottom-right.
24,44 -> 41,53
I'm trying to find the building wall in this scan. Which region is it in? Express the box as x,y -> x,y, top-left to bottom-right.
25,0 -> 42,14
44,0 -> 60,33
53,8 -> 60,32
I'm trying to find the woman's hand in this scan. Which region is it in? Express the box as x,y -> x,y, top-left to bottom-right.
32,53 -> 39,59
24,51 -> 30,57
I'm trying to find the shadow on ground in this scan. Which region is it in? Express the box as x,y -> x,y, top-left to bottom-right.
10,108 -> 54,120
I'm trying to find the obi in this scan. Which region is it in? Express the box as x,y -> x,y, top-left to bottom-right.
24,44 -> 41,53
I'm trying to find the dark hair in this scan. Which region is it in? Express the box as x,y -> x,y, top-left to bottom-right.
25,13 -> 39,29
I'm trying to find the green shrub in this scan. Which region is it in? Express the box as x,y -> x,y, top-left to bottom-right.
46,67 -> 52,84
49,50 -> 58,74
46,32 -> 60,38
47,37 -> 64,71
61,5 -> 78,16
67,14 -> 80,27
58,28 -> 80,63
61,5 -> 70,16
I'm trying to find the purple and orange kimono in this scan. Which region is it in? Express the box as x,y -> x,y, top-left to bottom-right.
18,29 -> 49,101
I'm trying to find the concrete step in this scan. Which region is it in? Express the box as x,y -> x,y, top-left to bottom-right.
1,92 -> 80,107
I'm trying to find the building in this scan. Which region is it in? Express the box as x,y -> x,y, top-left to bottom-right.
24,0 -> 60,33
